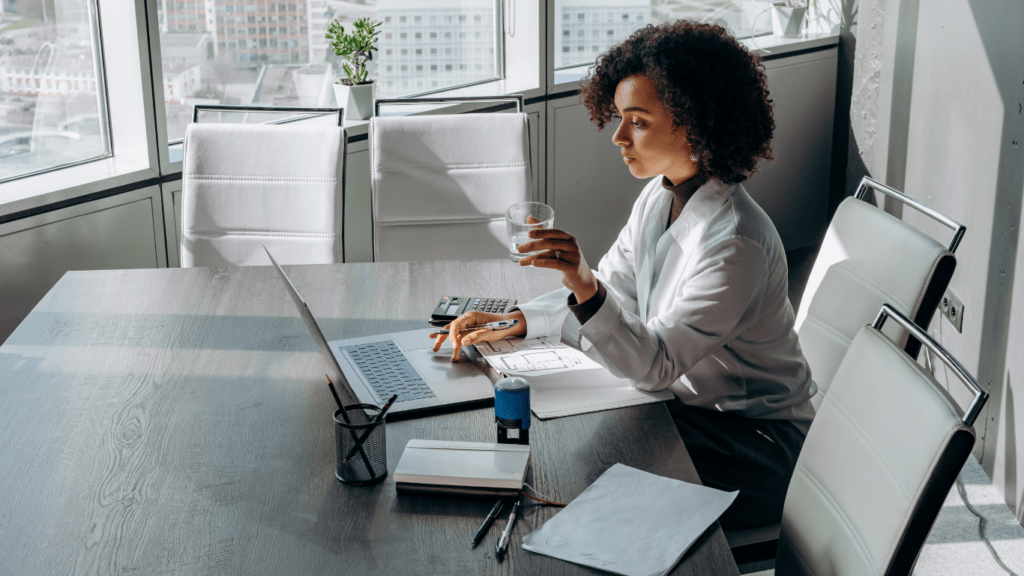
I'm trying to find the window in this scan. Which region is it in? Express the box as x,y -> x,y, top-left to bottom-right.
0,0 -> 110,182
376,1 -> 501,98
554,0 -> 773,70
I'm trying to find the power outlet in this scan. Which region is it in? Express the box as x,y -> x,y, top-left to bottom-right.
941,288 -> 964,333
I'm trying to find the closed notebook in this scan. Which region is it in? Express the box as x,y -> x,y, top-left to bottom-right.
394,440 -> 531,498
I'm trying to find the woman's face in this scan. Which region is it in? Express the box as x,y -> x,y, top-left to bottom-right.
611,74 -> 698,185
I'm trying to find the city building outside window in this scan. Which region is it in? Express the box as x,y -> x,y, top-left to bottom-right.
554,0 -> 774,70
0,0 -> 110,182
157,0 -> 502,144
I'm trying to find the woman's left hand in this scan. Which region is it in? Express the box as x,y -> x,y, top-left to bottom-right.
518,228 -> 600,304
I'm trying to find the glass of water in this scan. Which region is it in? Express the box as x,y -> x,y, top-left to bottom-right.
506,202 -> 555,263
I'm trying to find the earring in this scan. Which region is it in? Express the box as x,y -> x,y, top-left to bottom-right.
689,153 -> 698,163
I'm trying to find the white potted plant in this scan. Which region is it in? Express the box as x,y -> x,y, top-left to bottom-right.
325,17 -> 381,121
771,1 -> 808,38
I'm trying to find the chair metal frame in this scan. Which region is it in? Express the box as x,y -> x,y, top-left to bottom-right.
373,95 -> 525,117
192,104 -> 345,126
183,105 -> 348,264
872,304 -> 988,426
855,176 -> 966,254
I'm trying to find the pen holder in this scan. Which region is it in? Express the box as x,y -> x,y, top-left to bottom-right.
334,404 -> 388,485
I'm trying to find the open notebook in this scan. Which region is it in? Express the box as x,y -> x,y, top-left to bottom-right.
474,337 -> 673,419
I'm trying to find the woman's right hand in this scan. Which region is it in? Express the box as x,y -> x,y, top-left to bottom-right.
430,310 -> 527,362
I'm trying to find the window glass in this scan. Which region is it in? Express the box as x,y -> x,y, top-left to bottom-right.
159,0 -> 500,145
0,0 -> 109,182
554,0 -> 773,71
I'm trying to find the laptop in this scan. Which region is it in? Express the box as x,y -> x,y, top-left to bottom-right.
263,246 -> 495,416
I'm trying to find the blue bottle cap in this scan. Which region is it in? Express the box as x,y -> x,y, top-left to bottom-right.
495,376 -> 529,391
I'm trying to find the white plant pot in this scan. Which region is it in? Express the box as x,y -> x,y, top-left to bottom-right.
771,4 -> 807,38
333,80 -> 376,121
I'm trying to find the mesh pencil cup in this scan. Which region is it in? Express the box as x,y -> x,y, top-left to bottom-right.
334,404 -> 388,485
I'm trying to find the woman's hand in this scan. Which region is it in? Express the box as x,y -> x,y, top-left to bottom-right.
430,310 -> 527,362
517,229 -> 600,304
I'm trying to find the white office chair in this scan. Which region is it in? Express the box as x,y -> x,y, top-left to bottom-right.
775,304 -> 987,576
727,178 -> 966,563
180,105 -> 347,268
369,96 -> 532,262
797,176 -> 966,409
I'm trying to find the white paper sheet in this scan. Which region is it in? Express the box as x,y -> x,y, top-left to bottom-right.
475,336 -> 603,376
522,464 -> 738,576
526,369 -> 674,419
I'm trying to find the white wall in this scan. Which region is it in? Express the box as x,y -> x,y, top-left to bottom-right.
866,0 -> 1024,522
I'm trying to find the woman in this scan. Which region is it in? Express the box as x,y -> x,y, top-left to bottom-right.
434,21 -> 815,529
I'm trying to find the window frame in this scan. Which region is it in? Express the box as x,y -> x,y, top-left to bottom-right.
0,0 -> 840,223
0,0 -> 160,220
0,0 -> 114,186
154,0 -> 546,175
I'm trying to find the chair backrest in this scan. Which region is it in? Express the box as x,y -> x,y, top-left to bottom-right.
181,113 -> 347,267
776,305 -> 987,576
370,103 -> 532,262
795,177 -> 963,409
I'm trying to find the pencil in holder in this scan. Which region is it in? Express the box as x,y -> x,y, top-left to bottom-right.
334,404 -> 388,485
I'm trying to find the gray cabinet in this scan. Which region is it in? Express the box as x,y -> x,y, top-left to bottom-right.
745,48 -> 838,250
0,186 -> 167,343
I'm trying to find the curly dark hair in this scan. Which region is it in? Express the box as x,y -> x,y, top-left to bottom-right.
580,21 -> 774,184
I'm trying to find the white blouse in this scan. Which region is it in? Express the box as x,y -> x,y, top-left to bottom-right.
516,178 -> 817,432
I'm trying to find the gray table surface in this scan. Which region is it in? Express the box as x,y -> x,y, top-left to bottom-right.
0,259 -> 739,576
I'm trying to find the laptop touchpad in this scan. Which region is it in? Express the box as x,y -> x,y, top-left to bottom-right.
405,347 -> 486,383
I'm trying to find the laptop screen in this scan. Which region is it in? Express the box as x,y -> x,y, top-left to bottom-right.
262,245 -> 359,407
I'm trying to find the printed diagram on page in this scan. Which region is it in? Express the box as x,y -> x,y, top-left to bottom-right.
475,336 -> 603,376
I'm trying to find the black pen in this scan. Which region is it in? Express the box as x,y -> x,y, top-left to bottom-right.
470,499 -> 504,549
495,500 -> 520,557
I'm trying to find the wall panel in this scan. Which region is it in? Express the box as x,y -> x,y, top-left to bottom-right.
0,186 -> 166,343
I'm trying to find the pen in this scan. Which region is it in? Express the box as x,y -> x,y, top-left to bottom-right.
494,500 -> 520,557
470,499 -> 505,549
328,379 -> 375,474
341,393 -> 398,462
429,319 -> 517,337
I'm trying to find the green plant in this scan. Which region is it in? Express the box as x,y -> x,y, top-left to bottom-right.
325,17 -> 381,85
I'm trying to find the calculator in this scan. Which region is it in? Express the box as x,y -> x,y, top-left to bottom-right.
430,296 -> 517,326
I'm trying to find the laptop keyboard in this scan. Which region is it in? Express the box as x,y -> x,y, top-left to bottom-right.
341,341 -> 436,403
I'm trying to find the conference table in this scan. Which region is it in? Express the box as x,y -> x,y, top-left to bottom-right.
0,259 -> 740,575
